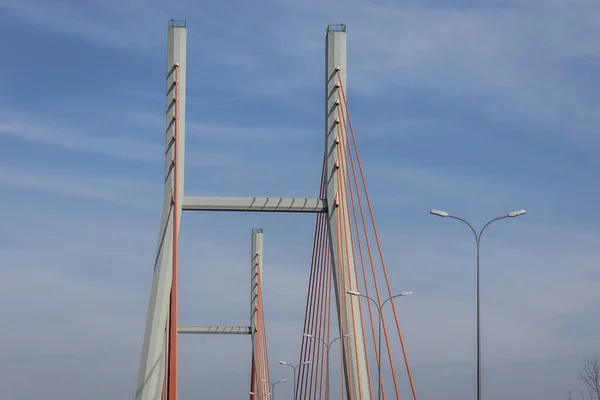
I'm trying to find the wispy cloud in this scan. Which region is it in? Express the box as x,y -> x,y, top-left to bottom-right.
0,109 -> 162,162
0,166 -> 158,207
1,0 -> 210,51
0,108 -> 313,168
10,0 -> 599,148
130,111 -> 318,143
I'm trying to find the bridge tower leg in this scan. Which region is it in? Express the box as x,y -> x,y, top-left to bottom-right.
136,19 -> 187,400
136,19 -> 372,400
250,229 -> 270,398
324,24 -> 371,400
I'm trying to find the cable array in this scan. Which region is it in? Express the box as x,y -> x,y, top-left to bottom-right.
158,62 -> 416,400
250,259 -> 272,398
296,69 -> 418,400
163,62 -> 181,400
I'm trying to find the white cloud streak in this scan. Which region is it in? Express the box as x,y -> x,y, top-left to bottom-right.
6,0 -> 600,149
0,166 -> 158,207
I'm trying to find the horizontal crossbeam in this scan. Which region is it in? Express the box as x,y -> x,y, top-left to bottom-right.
178,326 -> 251,335
182,196 -> 327,213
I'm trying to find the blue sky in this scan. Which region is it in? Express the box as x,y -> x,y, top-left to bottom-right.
1,0 -> 600,398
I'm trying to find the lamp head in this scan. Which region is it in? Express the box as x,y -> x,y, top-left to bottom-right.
507,209 -> 526,217
430,209 -> 450,217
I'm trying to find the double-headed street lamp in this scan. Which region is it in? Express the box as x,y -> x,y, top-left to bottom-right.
302,332 -> 353,399
279,360 -> 311,398
430,208 -> 526,400
260,379 -> 286,400
346,290 -> 413,400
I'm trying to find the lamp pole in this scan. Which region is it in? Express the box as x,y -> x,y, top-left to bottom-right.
279,360 -> 311,398
346,290 -> 413,400
302,333 -> 353,399
430,208 -> 526,400
260,379 -> 286,400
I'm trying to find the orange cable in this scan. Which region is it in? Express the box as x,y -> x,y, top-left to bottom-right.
260,268 -> 271,395
337,72 -> 417,400
342,99 -> 401,400
308,219 -> 328,400
339,332 -> 345,400
163,317 -> 168,400
316,217 -> 330,400
335,194 -> 355,400
336,101 -> 376,399
335,113 -> 365,400
321,233 -> 332,400
255,288 -> 261,396
255,272 -> 263,396
299,156 -> 327,399
259,273 -> 270,385
256,264 -> 269,397
311,214 -> 328,399
261,282 -> 270,395
167,64 -> 180,400
336,85 -> 398,400
250,356 -> 256,400
297,214 -> 320,400
301,213 -> 323,398
336,89 -> 397,399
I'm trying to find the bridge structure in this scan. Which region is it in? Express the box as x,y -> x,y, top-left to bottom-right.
135,19 -> 419,400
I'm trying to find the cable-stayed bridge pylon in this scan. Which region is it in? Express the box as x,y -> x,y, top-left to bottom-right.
135,20 -> 417,400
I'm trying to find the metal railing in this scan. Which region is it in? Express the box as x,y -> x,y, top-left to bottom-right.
168,19 -> 187,28
326,23 -> 346,33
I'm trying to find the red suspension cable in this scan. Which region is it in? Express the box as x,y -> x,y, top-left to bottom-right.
167,63 -> 180,400
337,70 -> 418,400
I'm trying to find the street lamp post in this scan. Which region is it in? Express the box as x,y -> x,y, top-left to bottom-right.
302,332 -> 353,400
260,379 -> 286,400
430,208 -> 526,400
346,290 -> 413,400
279,360 -> 311,398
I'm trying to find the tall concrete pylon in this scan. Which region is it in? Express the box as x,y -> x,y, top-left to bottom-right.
135,21 -> 371,400
324,24 -> 370,399
136,19 -> 186,400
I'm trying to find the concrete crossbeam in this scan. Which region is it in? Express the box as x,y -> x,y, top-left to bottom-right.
178,326 -> 251,335
182,196 -> 327,213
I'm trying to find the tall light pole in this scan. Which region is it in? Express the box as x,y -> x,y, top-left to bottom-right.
260,379 -> 286,400
346,290 -> 413,400
430,208 -> 526,400
279,360 -> 311,398
302,332 -> 353,399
